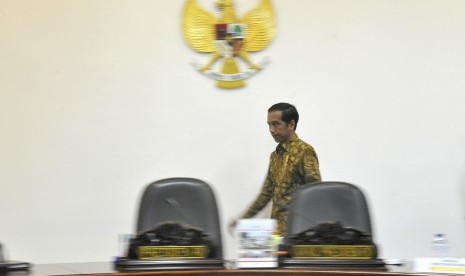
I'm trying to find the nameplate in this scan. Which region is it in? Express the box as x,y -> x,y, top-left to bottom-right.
291,245 -> 375,259
138,245 -> 208,259
413,258 -> 465,274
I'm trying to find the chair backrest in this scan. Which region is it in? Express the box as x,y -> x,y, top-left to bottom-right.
285,181 -> 373,240
136,178 -> 223,259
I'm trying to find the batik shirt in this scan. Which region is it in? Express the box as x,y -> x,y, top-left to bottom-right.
242,135 -> 321,235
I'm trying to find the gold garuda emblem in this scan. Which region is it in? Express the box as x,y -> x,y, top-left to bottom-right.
183,0 -> 276,89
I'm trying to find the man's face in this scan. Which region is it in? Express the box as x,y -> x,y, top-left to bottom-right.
267,110 -> 295,143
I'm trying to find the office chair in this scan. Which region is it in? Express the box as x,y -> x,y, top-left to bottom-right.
286,181 -> 373,239
135,177 -> 223,259
115,178 -> 224,271
0,243 -> 31,272
281,181 -> 385,270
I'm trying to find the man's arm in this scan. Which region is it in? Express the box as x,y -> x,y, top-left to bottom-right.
302,147 -> 321,183
241,171 -> 273,218
228,172 -> 273,234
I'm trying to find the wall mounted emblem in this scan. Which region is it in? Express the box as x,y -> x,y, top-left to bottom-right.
182,0 -> 276,89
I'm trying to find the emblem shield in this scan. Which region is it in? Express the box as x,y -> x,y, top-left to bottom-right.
215,24 -> 245,58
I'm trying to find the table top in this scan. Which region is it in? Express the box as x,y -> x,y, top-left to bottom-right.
3,261 -> 427,276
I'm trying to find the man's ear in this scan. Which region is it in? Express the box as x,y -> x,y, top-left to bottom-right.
289,120 -> 296,130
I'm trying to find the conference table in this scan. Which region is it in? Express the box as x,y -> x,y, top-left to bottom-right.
4,262 -> 429,276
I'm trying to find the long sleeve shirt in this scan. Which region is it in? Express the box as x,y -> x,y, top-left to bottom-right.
242,135 -> 321,235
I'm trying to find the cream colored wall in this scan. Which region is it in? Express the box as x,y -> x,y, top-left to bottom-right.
1,0 -> 465,263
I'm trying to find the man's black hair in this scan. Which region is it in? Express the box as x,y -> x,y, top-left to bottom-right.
268,102 -> 299,130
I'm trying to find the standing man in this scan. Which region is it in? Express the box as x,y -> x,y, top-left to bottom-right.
230,103 -> 321,235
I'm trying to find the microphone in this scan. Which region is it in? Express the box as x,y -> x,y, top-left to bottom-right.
0,243 -> 4,262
